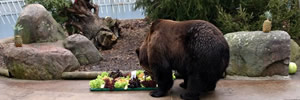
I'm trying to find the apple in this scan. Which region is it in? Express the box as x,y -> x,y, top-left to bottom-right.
289,62 -> 297,74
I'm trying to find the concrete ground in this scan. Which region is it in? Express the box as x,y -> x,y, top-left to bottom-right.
1,72 -> 300,100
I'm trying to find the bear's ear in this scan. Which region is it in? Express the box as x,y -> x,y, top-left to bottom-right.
150,19 -> 163,33
136,48 -> 140,56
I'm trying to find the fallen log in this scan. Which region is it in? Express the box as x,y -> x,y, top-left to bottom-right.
61,71 -> 181,80
0,68 -> 10,77
61,71 -> 132,79
61,72 -> 102,79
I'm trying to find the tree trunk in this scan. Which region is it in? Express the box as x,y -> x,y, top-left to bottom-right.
61,72 -> 102,79
65,0 -> 119,49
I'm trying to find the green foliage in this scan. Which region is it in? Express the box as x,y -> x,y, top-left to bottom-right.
216,0 -> 300,39
264,0 -> 300,39
25,0 -> 72,24
216,5 -> 254,33
136,0 -> 300,39
135,0 -> 220,22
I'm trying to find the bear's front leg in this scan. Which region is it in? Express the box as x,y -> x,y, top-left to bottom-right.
180,75 -> 202,100
149,64 -> 173,97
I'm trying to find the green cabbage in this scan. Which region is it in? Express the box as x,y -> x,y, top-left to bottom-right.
136,70 -> 144,76
146,76 -> 152,81
90,72 -> 111,89
89,78 -> 105,88
97,72 -> 109,79
114,77 -> 129,89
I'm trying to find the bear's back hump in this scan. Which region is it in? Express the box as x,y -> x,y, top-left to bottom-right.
151,19 -> 222,36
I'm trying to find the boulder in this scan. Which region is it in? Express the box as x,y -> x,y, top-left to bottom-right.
15,4 -> 66,44
0,44 -> 5,69
64,34 -> 102,65
2,42 -> 80,80
290,39 -> 300,69
225,31 -> 290,76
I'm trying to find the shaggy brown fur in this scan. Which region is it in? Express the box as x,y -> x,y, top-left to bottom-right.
136,19 -> 229,100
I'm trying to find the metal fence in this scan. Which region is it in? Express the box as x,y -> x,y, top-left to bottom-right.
97,0 -> 137,14
0,0 -> 144,39
0,0 -> 143,24
95,0 -> 144,19
0,0 -> 25,24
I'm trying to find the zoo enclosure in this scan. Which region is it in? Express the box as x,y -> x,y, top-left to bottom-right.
0,0 -> 144,39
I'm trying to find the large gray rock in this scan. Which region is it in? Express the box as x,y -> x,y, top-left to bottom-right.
2,42 -> 80,80
15,4 -> 66,44
290,39 -> 300,69
225,31 -> 290,76
0,44 -> 5,69
64,34 -> 102,65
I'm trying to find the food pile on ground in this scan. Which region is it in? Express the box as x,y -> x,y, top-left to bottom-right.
89,70 -> 172,90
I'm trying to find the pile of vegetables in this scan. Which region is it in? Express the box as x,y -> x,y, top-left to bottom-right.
90,70 -> 173,90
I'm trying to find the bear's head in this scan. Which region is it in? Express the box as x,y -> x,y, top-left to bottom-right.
136,19 -> 167,78
136,43 -> 153,77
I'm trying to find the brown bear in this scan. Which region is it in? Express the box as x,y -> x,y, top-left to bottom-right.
136,19 -> 229,100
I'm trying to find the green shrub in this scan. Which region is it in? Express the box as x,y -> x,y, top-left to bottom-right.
135,0 -> 220,22
265,0 -> 300,39
216,0 -> 300,39
216,5 -> 254,34
25,0 -> 72,24
136,0 -> 300,39
214,0 -> 270,34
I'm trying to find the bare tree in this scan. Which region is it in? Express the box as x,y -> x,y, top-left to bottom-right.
66,0 -> 120,49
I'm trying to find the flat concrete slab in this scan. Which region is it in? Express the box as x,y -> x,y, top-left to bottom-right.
1,76 -> 300,100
